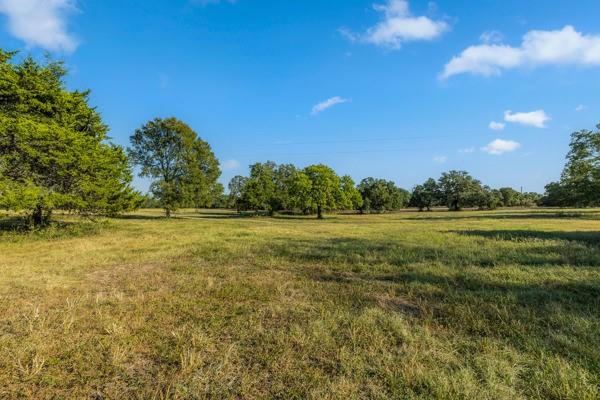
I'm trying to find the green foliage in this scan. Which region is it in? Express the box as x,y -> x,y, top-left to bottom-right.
543,124 -> 600,207
358,177 -> 409,213
303,164 -> 342,219
228,175 -> 249,211
128,117 -> 221,216
0,50 -> 140,225
410,178 -> 440,211
229,162 -> 360,218
241,161 -> 277,214
338,175 -> 363,211
437,170 -> 484,211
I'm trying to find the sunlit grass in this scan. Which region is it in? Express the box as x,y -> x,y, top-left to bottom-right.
1,208 -> 599,399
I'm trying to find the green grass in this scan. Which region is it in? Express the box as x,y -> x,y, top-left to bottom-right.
1,208 -> 599,399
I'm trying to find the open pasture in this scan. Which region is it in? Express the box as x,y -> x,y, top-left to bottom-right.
0,209 -> 599,399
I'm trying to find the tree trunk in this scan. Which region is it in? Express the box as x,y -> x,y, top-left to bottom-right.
31,205 -> 51,227
165,208 -> 171,218
317,205 -> 323,219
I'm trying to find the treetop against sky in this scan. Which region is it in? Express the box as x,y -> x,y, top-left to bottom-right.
0,0 -> 599,192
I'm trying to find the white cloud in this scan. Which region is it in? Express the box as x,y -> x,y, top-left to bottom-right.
222,159 -> 240,171
482,139 -> 521,155
0,0 -> 78,52
504,110 -> 550,128
489,121 -> 505,130
433,155 -> 447,163
442,25 -> 600,79
575,104 -> 587,112
458,147 -> 475,154
480,30 -> 503,44
311,96 -> 348,115
341,0 -> 449,49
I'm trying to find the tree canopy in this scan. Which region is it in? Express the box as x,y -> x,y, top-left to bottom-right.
357,178 -> 409,213
0,50 -> 140,225
542,124 -> 600,207
128,117 -> 222,217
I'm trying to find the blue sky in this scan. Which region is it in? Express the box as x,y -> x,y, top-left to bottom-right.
2,0 -> 600,193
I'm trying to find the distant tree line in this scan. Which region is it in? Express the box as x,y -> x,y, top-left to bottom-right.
225,162 -> 362,218
410,172 -> 540,211
224,166 -> 540,218
1,50 -> 599,225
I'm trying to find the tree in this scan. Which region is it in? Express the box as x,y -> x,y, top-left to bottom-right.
241,161 -> 277,214
358,178 -> 408,213
272,163 -> 298,212
289,170 -> 313,214
228,175 -> 248,211
438,170 -> 483,211
128,117 -> 220,217
540,182 -> 570,207
410,178 -> 439,211
388,182 -> 410,210
303,165 -> 342,219
338,175 -> 363,211
186,139 -> 222,210
0,50 -> 140,226
552,124 -> 600,207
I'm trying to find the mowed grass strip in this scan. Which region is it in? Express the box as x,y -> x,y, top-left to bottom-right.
0,209 -> 599,399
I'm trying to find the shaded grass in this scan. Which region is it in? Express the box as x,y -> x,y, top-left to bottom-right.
0,209 -> 599,399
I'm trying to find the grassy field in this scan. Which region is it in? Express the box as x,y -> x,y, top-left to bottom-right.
0,209 -> 599,399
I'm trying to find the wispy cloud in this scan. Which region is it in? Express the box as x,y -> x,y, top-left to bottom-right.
341,0 -> 449,49
433,155 -> 448,163
311,96 -> 349,115
504,110 -> 550,128
458,147 -> 475,154
575,104 -> 587,112
222,159 -> 240,171
0,0 -> 78,52
482,139 -> 521,155
441,25 -> 600,79
489,121 -> 505,131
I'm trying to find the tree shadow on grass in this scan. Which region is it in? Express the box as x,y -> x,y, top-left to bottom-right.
398,211 -> 600,222
454,229 -> 600,247
261,236 -> 600,371
0,216 -> 31,232
113,214 -> 166,221
267,233 -> 600,269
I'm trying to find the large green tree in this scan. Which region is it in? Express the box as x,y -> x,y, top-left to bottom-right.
410,178 -> 440,211
128,118 -> 221,217
303,164 -> 342,219
438,170 -> 483,211
228,175 -> 248,211
552,124 -> 600,206
0,50 -> 140,225
241,161 -> 277,214
338,175 -> 363,211
358,178 -> 408,213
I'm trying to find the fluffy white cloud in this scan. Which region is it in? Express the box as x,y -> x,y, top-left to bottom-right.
489,121 -> 505,130
222,159 -> 241,171
342,0 -> 449,49
0,0 -> 78,52
504,110 -> 550,128
442,25 -> 600,79
311,96 -> 348,115
482,139 -> 521,155
433,155 -> 447,163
